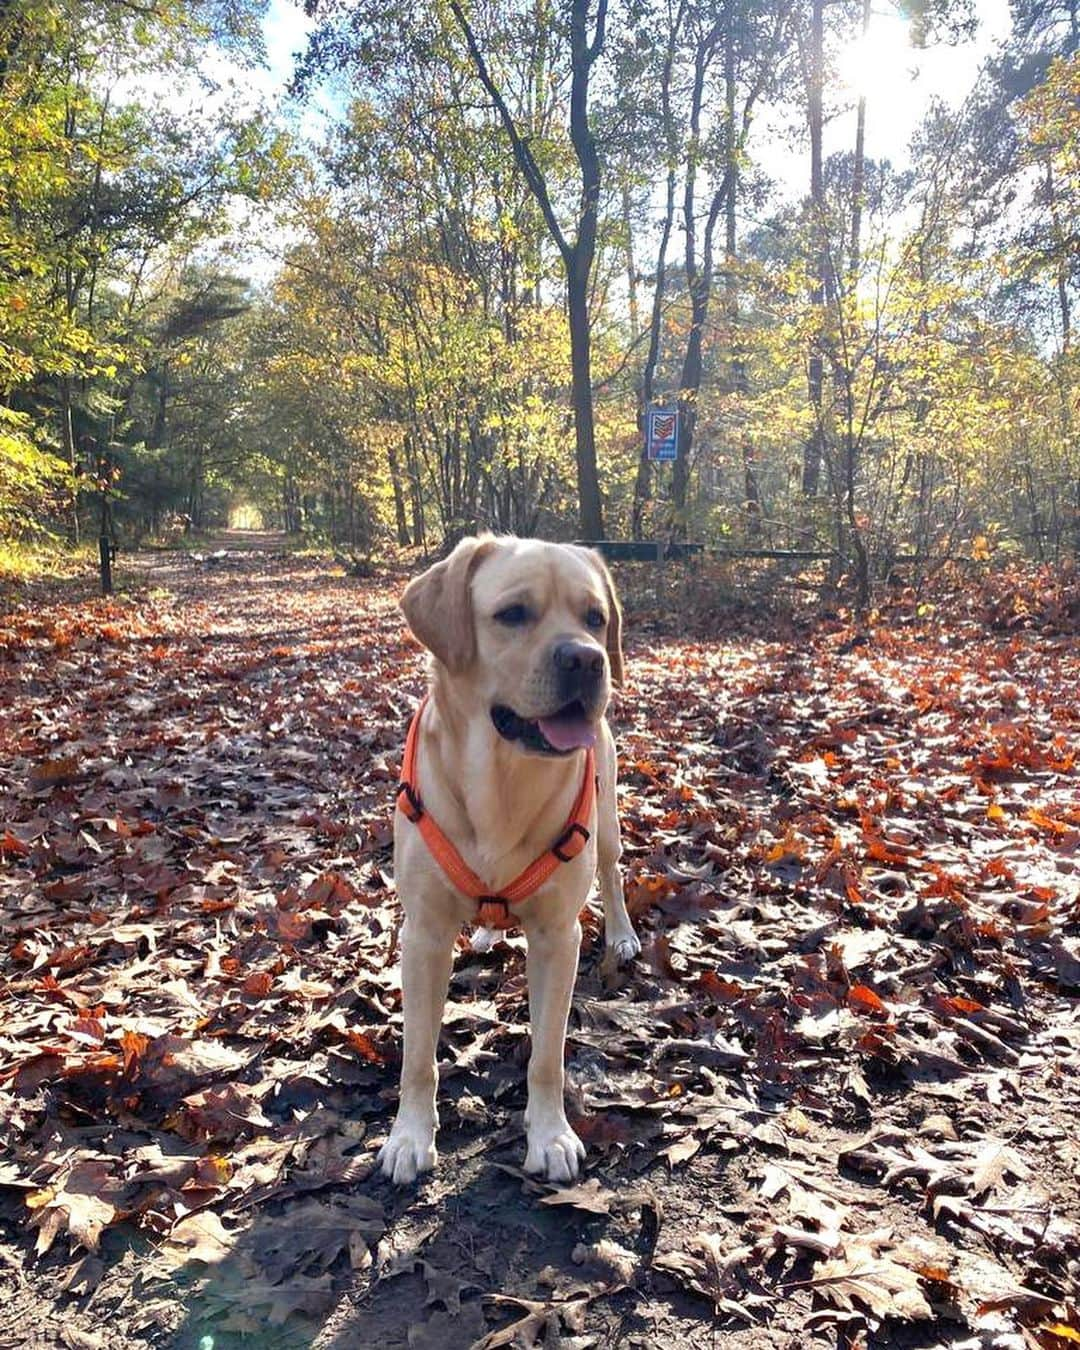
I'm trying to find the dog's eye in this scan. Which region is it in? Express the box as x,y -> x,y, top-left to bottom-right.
585,608 -> 607,630
494,603 -> 530,626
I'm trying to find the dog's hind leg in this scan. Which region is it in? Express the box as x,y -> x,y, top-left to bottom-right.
596,782 -> 641,967
378,909 -> 458,1184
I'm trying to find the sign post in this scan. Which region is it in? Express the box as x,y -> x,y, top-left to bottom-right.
645,407 -> 679,601
645,408 -> 679,563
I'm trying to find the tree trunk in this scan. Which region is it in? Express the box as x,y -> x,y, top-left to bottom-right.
621,181 -> 639,344
388,439 -> 411,545
668,0 -> 752,531
448,0 -> 607,539
406,435 -> 426,549
724,21 -> 759,542
801,0 -> 826,505
849,0 -> 871,279
568,260 -> 603,539
60,377 -> 79,544
566,0 -> 605,539
631,6 -> 683,540
1044,160 -> 1071,350
673,288 -> 707,524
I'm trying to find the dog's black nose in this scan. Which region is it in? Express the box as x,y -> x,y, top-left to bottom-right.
553,641 -> 605,677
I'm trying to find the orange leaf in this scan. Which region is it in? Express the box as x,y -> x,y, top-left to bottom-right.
0,830 -> 29,857
121,1030 -> 148,1076
346,1029 -> 385,1064
848,984 -> 888,1017
1026,808 -> 1069,836
865,836 -> 912,866
275,910 -> 311,942
941,995 -> 984,1016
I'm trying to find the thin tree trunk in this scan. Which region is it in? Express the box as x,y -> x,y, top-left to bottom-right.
406,435 -> 426,549
61,378 -> 79,544
449,0 -> 607,539
849,0 -> 871,278
631,1 -> 684,540
1044,160 -> 1071,350
621,181 -> 639,344
801,0 -> 826,505
723,15 -> 759,541
388,439 -> 411,545
566,0 -> 605,538
669,0 -> 784,531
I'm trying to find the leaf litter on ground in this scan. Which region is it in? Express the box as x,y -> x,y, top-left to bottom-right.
0,545 -> 1077,1347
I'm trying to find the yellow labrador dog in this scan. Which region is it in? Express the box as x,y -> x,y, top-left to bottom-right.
379,535 -> 640,1185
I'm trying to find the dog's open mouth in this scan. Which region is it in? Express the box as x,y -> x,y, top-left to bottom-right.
491,700 -> 597,755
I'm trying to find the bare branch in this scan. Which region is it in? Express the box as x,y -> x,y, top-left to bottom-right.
447,0 -> 570,261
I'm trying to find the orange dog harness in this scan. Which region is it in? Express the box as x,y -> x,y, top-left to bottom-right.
396,696 -> 596,930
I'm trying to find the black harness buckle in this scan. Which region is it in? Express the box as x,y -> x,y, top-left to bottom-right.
396,781 -> 424,822
552,821 -> 590,863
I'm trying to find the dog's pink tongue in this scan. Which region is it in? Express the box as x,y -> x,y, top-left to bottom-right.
537,714 -> 596,751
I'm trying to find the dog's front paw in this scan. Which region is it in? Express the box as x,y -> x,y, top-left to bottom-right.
606,928 -> 641,965
378,1117 -> 437,1185
524,1120 -> 586,1183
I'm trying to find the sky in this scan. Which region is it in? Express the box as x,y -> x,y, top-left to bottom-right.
257,0 -> 1014,161
263,0 -> 316,93
824,0 -> 1012,165
214,0 -> 1017,281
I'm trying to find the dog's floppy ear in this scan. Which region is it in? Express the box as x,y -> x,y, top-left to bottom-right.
401,535 -> 496,673
590,551 -> 624,688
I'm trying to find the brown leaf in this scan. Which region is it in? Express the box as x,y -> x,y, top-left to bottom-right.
800,1233 -> 932,1320
538,1178 -> 617,1214
162,1211 -> 234,1267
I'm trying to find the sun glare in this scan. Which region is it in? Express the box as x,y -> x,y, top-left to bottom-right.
835,11 -> 918,103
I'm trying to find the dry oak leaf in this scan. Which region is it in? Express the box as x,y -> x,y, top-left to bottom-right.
799,1232 -> 932,1322
474,1293 -> 590,1350
223,1272 -> 337,1327
472,1296 -> 551,1350
160,1210 -> 234,1267
653,1231 -> 764,1322
538,1178 -> 617,1214
255,1194 -> 385,1284
31,1190 -> 114,1257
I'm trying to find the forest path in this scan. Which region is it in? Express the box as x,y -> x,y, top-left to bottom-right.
198,528 -> 294,553
0,550 -> 1077,1348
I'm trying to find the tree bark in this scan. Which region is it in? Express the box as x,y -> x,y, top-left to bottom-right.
801,0 -> 826,504
388,439 -> 411,545
565,0 -> 605,538
621,180 -> 639,344
449,0 -> 606,539
849,0 -> 871,278
723,8 -> 759,541
61,377 -> 79,544
631,1 -> 684,539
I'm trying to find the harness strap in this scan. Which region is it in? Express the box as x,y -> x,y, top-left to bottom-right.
396,695 -> 596,929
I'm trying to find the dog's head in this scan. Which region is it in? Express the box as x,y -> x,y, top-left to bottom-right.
401,535 -> 623,756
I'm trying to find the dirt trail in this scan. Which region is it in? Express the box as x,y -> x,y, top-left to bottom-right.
199,529 -> 294,552
0,550 -> 1077,1350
